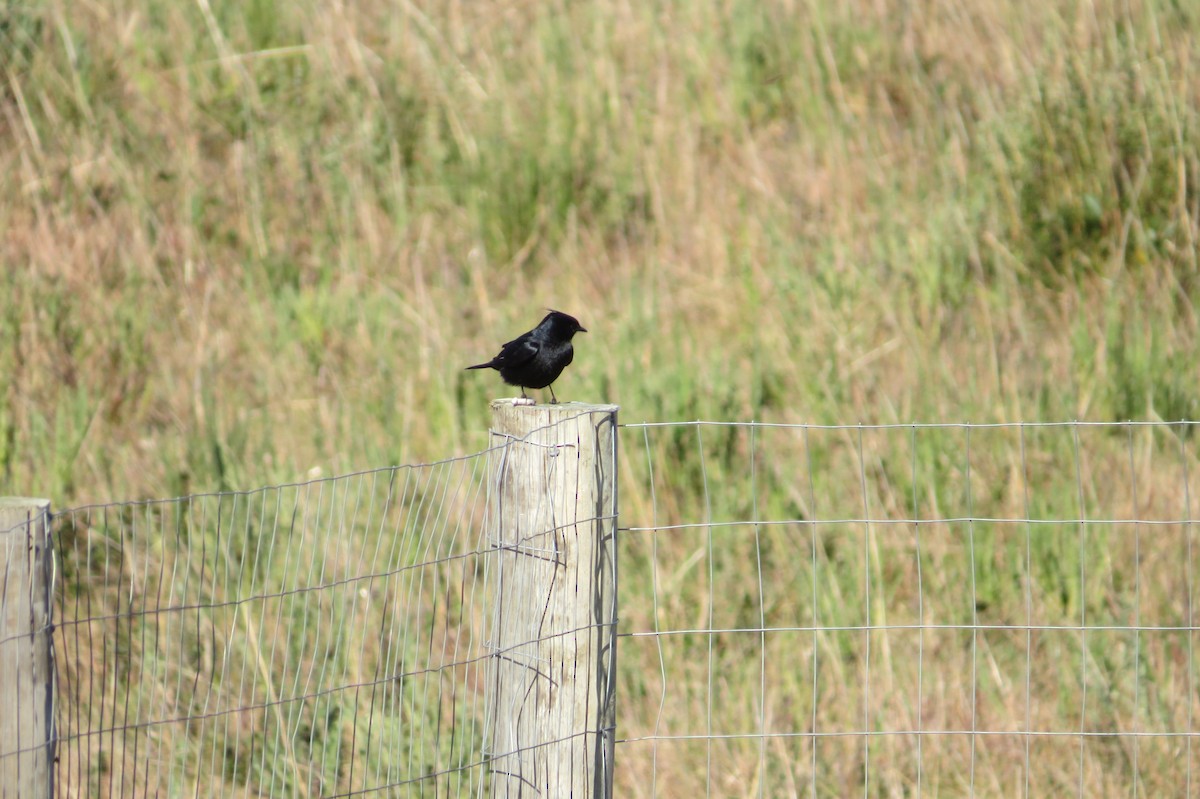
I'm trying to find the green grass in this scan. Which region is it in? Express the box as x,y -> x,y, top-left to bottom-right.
4,0 -> 1200,795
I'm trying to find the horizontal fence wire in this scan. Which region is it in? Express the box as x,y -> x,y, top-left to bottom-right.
43,410 -> 617,799
22,418 -> 1200,797
614,420 -> 1200,798
483,405 -> 619,797
50,455 -> 496,799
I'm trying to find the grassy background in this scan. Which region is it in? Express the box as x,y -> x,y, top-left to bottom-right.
5,0 -> 1197,504
4,0 -> 1200,795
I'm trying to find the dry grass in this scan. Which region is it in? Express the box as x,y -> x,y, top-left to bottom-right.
4,0 -> 1200,795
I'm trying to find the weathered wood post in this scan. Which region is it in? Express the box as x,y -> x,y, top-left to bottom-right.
486,401 -> 618,798
0,498 -> 54,799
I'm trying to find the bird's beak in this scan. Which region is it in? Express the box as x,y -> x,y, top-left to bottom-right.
578,326 -> 588,333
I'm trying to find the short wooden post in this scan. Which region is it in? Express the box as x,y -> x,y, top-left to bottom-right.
0,498 -> 54,799
486,401 -> 618,798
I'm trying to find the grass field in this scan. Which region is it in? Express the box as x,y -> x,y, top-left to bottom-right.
4,0 -> 1200,795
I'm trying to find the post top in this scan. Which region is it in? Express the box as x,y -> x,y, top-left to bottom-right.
0,497 -> 51,508
489,399 -> 619,413
0,498 -> 51,535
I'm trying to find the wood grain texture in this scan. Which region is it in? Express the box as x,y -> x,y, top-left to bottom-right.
0,498 -> 53,799
486,401 -> 618,798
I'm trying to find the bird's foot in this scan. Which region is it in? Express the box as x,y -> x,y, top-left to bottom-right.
513,396 -> 536,406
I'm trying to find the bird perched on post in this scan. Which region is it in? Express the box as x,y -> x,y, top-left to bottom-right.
466,310 -> 587,404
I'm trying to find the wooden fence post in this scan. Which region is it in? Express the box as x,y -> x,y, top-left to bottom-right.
0,498 -> 54,799
486,401 -> 619,798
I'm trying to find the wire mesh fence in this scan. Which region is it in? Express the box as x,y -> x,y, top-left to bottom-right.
38,406 -> 617,799
51,456 -> 495,798
6,417 -> 1200,797
615,420 -> 1200,798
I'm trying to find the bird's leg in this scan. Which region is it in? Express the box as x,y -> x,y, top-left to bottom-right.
520,386 -> 529,400
548,384 -> 559,404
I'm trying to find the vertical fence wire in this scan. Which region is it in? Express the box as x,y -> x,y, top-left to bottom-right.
805,425 -> 820,799
1128,426 -> 1143,797
482,405 -> 617,797
616,420 -> 1200,798
750,424 -> 766,799
910,424 -> 925,797
1185,426 -> 1197,797
1019,424 -> 1034,799
17,418 -> 1200,797
854,426 -> 872,799
50,452 -> 497,798
1071,424 -> 1089,798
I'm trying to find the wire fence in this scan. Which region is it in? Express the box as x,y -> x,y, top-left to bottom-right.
51,455 -> 496,798
5,417 -> 1200,797
616,420 -> 1200,797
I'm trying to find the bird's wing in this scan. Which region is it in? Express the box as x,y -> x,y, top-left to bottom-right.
494,333 -> 540,367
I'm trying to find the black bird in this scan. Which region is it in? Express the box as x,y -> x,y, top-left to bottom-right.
466,311 -> 587,403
